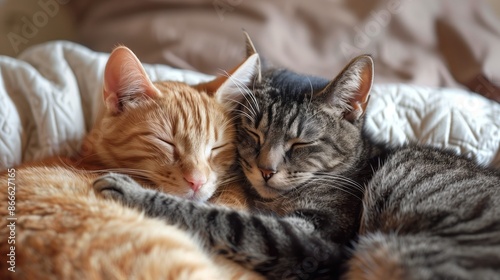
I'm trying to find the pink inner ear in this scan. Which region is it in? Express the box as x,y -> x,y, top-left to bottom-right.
103,46 -> 161,114
355,62 -> 373,112
344,57 -> 374,121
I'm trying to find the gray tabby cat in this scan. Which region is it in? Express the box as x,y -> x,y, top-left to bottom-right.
93,53 -> 500,279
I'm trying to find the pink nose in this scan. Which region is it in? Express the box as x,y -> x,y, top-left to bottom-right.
259,168 -> 277,182
184,172 -> 207,192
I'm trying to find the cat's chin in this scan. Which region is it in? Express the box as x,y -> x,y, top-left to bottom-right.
158,185 -> 214,202
251,183 -> 283,199
188,190 -> 213,202
255,189 -> 279,200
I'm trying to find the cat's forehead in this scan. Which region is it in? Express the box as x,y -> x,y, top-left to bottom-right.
243,69 -> 332,138
122,81 -> 229,140
246,95 -> 325,140
259,69 -> 328,99
252,70 -> 328,115
154,81 -> 204,99
151,81 -> 223,112
250,70 -> 323,112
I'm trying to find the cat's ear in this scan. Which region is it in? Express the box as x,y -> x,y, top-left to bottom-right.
214,53 -> 260,106
193,53 -> 261,107
243,31 -> 262,82
244,30 -> 257,57
103,46 -> 161,114
317,55 -> 373,122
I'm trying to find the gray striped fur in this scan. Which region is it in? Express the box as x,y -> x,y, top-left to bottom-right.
347,145 -> 500,280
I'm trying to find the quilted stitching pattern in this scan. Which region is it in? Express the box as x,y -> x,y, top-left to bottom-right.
0,41 -> 499,170
367,85 -> 500,166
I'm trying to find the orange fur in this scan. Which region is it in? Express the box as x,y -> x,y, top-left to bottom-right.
0,47 -> 262,279
0,167 -> 260,279
343,235 -> 406,280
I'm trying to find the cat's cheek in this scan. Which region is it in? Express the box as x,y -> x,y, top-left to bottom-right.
243,165 -> 263,186
265,173 -> 287,189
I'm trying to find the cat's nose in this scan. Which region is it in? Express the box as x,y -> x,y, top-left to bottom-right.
184,172 -> 207,192
259,168 -> 276,182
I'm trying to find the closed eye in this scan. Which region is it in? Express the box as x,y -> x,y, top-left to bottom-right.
209,143 -> 231,160
245,128 -> 261,144
158,138 -> 175,148
212,143 -> 228,151
290,141 -> 315,150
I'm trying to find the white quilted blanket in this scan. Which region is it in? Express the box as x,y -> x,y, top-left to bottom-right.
1,41 -> 499,170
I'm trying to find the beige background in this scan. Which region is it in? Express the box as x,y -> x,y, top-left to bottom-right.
490,0 -> 500,16
0,0 -> 75,56
0,0 -> 499,57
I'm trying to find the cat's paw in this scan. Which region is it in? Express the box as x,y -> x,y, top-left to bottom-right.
93,173 -> 144,205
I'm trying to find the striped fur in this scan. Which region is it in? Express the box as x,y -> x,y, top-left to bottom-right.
83,47 -> 259,204
238,55 -> 500,279
95,52 -> 500,280
84,79 -> 238,202
345,146 -> 500,280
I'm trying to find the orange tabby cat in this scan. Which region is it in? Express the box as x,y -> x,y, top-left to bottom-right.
0,47 -> 261,279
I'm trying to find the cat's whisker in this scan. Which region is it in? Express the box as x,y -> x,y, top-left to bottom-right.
245,91 -> 260,116
310,178 -> 363,194
218,178 -> 243,186
99,168 -> 153,175
220,116 -> 241,131
219,86 -> 255,116
237,81 -> 260,116
224,114 -> 241,124
285,172 -> 364,193
217,174 -> 244,184
235,77 -> 259,110
85,167 -> 154,180
55,158 -> 85,173
222,69 -> 260,115
220,128 -> 239,137
234,109 -> 254,122
233,101 -> 255,120
312,173 -> 365,191
301,179 -> 363,201
228,99 -> 256,119
316,181 -> 363,200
